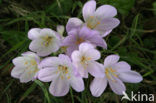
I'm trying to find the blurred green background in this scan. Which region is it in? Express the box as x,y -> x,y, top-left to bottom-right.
0,0 -> 156,103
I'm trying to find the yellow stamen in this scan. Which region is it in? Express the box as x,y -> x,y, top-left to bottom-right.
75,37 -> 84,45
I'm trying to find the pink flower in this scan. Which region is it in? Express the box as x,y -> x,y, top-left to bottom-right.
11,52 -> 40,83
71,43 -> 104,78
66,0 -> 120,37
90,54 -> 143,97
28,28 -> 61,57
38,54 -> 84,96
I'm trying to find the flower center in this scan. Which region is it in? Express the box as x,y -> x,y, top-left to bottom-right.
105,67 -> 118,82
42,35 -> 53,47
86,16 -> 100,29
75,37 -> 85,45
80,56 -> 91,69
57,65 -> 70,79
24,59 -> 39,74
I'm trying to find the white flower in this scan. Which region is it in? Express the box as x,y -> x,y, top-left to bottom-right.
28,28 -> 61,56
11,52 -> 40,83
38,54 -> 84,96
71,43 -> 104,78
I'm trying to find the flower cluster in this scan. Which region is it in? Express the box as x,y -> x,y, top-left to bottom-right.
11,0 -> 143,97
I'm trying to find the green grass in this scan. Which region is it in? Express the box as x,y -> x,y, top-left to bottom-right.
0,0 -> 156,103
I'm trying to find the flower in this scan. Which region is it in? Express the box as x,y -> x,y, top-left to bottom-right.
38,54 -> 84,96
28,28 -> 61,57
11,52 -> 40,83
66,0 -> 120,37
71,43 -> 104,78
90,54 -> 143,97
62,26 -> 107,56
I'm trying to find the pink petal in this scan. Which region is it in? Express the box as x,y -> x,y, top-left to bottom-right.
38,67 -> 58,82
28,28 -> 41,40
101,30 -> 112,37
83,0 -> 96,21
95,5 -> 117,19
70,76 -> 84,92
88,62 -> 104,78
39,57 -> 59,68
66,18 -> 83,32
108,77 -> 126,95
90,77 -> 107,97
104,54 -> 120,67
119,71 -> 143,83
11,67 -> 25,79
113,61 -> 131,73
84,49 -> 101,60
49,76 -> 70,96
95,18 -> 120,32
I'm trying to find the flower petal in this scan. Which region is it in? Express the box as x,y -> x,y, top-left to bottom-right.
83,0 -> 96,21
88,62 -> 104,78
113,61 -> 131,73
90,77 -> 107,97
95,5 -> 117,19
108,77 -> 126,95
74,62 -> 88,78
101,30 -> 112,37
28,28 -> 41,40
119,71 -> 143,83
95,18 -> 120,31
38,67 -> 58,82
11,67 -> 25,78
49,76 -> 69,96
70,76 -> 84,92
62,33 -> 77,46
39,57 -> 59,68
84,49 -> 101,60
79,42 -> 94,53
71,50 -> 81,62
66,18 -> 83,32
104,54 -> 120,67
20,70 -> 35,83
66,46 -> 78,57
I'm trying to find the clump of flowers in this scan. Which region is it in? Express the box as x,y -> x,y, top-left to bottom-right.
11,0 -> 143,97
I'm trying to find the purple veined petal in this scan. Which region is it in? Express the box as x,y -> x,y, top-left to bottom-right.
28,28 -> 41,40
79,42 -> 95,53
104,54 -> 120,67
39,57 -> 59,68
79,26 -> 91,38
38,67 -> 58,82
95,5 -> 117,19
12,57 -> 25,66
40,28 -> 56,37
119,71 -> 143,83
62,33 -> 77,46
70,76 -> 84,92
71,50 -> 81,62
88,61 -> 105,78
101,30 -> 112,37
58,54 -> 71,63
19,70 -> 35,83
84,49 -> 101,61
67,28 -> 78,35
74,62 -> 88,78
95,18 -> 120,32
66,18 -> 83,32
90,77 -> 107,97
66,45 -> 79,57
82,30 -> 107,49
49,76 -> 70,96
11,66 -> 25,79
108,76 -> 126,95
83,0 -> 96,21
112,61 -> 131,73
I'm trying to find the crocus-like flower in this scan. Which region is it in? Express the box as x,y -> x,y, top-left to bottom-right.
11,52 -> 40,83
38,54 -> 84,96
28,28 -> 61,57
71,43 -> 104,78
62,26 -> 107,56
90,54 -> 143,97
66,0 -> 120,37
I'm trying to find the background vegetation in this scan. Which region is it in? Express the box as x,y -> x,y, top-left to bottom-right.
0,0 -> 156,103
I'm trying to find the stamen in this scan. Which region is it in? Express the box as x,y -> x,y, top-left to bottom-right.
75,37 -> 84,45
87,16 -> 100,29
105,67 -> 118,82
42,35 -> 53,47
